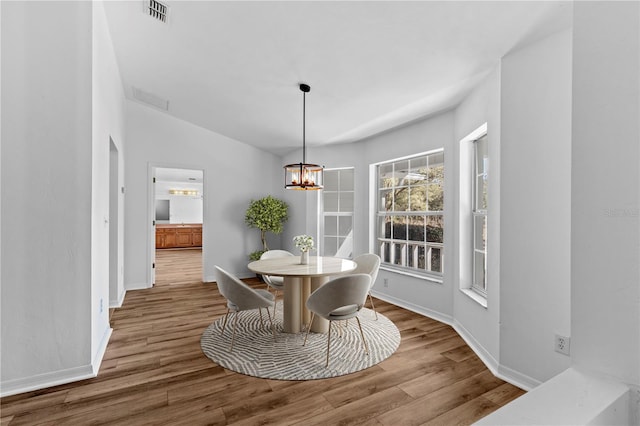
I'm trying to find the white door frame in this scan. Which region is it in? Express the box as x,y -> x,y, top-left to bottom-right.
147,162 -> 205,286
109,137 -> 122,306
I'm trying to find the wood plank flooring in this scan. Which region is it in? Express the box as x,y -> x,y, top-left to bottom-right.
1,249 -> 525,425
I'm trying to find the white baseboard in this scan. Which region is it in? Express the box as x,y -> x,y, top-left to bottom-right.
92,327 -> 113,375
369,290 -> 454,326
1,328 -> 113,398
452,319 -> 499,373
0,364 -> 96,398
371,291 -> 541,392
452,319 -> 540,391
497,363 -> 542,391
125,282 -> 151,291
109,289 -> 126,308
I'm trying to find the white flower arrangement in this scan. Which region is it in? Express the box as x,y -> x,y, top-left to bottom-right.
293,234 -> 314,253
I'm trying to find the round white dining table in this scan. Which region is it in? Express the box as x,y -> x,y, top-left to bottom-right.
248,256 -> 357,333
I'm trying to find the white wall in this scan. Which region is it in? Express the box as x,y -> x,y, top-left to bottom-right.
92,0 -> 126,360
1,1 -> 94,394
166,197 -> 203,224
452,67 -> 502,373
499,29 -> 573,385
279,180 -> 319,257
571,1 -> 639,387
124,101 -> 283,286
283,112 -> 456,322
155,180 -> 203,224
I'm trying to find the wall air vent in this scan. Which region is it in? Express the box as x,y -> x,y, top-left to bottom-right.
132,87 -> 170,111
146,0 -> 168,23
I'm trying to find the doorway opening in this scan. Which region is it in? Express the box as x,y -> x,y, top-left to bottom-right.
152,167 -> 204,286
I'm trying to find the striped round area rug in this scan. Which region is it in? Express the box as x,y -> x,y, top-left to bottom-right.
200,305 -> 400,380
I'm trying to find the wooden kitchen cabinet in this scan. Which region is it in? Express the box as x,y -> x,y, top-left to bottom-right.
156,224 -> 202,249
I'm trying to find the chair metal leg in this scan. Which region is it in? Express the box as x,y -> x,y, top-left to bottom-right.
368,293 -> 378,320
266,304 -> 276,341
355,316 -> 369,355
221,309 -> 230,335
258,308 -> 265,329
230,312 -> 239,351
325,320 -> 332,367
303,312 -> 315,346
272,289 -> 279,317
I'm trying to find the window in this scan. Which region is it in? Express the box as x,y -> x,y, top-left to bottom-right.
375,150 -> 444,278
472,134 -> 488,295
322,168 -> 354,257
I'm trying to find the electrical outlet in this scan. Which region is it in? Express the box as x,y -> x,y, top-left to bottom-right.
555,334 -> 570,355
383,278 -> 389,288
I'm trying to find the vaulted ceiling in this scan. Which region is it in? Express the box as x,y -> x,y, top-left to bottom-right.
103,1 -> 572,155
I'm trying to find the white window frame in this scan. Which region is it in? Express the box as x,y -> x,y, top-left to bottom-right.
459,123 -> 488,306
371,149 -> 444,281
320,167 -> 354,258
472,135 -> 488,296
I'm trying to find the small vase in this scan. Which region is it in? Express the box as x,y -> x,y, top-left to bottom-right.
300,251 -> 309,265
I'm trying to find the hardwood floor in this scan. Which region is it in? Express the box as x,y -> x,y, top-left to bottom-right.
1,249 -> 525,425
154,248 -> 204,286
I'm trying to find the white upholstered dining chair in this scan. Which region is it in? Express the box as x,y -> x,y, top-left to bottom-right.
352,253 -> 381,320
214,266 -> 276,351
303,273 -> 371,367
259,249 -> 294,315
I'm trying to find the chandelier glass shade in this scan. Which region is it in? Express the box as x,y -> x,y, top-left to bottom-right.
284,162 -> 324,190
284,84 -> 323,190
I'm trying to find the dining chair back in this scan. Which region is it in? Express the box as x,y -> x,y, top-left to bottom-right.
260,249 -> 295,260
303,273 -> 371,367
353,253 -> 381,319
214,266 -> 276,350
259,250 -> 294,315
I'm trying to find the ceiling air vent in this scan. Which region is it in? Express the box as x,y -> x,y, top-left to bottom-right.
132,87 -> 170,111
145,0 -> 168,23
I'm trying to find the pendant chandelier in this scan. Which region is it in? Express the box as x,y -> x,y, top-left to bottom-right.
284,84 -> 324,190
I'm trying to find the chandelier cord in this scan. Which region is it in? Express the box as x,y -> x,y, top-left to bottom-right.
284,83 -> 322,190
302,89 -> 306,164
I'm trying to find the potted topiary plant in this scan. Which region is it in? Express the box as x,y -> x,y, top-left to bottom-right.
245,195 -> 289,261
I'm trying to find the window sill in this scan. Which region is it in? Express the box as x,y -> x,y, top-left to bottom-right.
379,265 -> 443,284
460,288 -> 487,308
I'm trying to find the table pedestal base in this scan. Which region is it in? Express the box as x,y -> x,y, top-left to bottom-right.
283,276 -> 329,333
